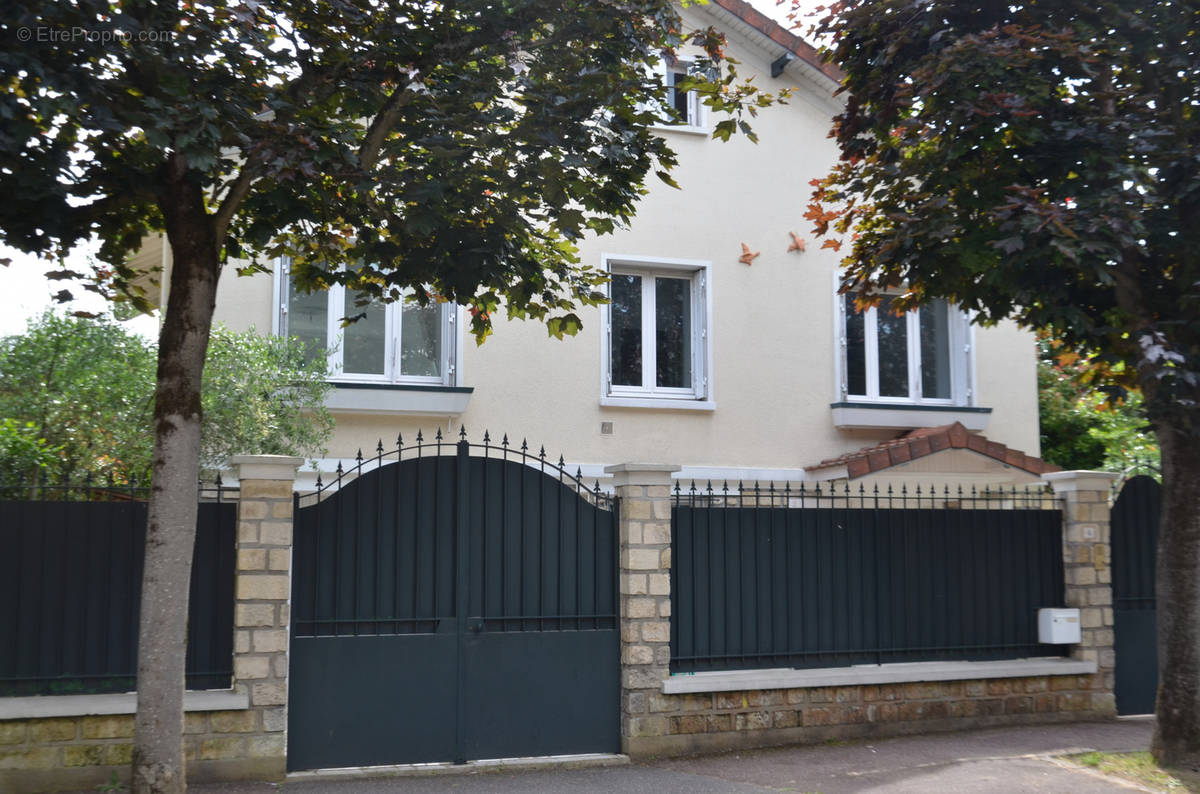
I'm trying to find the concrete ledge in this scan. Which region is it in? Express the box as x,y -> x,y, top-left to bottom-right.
662,658 -> 1098,695
623,710 -> 1112,759
287,753 -> 630,782
0,689 -> 249,720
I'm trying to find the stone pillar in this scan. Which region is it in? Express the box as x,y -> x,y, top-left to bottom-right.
230,455 -> 304,772
604,463 -> 680,752
1044,470 -> 1119,711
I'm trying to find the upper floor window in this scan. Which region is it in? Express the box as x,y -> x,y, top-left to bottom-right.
602,255 -> 711,407
280,263 -> 456,386
652,58 -> 705,131
840,294 -> 971,405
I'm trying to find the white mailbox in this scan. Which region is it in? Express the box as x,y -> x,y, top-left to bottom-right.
1038,608 -> 1081,644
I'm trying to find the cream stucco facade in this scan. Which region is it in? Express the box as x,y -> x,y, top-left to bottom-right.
160,3 -> 1041,484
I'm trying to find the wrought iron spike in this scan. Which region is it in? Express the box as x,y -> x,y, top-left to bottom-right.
417,429 -> 424,443
435,427 -> 443,442
483,430 -> 491,444
502,433 -> 509,448
558,454 -> 565,468
397,431 -> 404,448
521,438 -> 528,452
539,445 -> 546,460
723,481 -> 730,494
335,461 -> 344,476
459,425 -> 467,440
215,472 -> 223,487
575,466 -> 583,480
594,480 -> 601,494
356,448 -> 363,463
705,480 -> 713,495
376,439 -> 384,454
315,472 -> 323,489
689,480 -> 697,495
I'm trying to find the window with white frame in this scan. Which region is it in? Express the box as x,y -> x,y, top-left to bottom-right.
653,57 -> 704,130
280,263 -> 456,386
840,293 -> 971,404
604,257 -> 709,403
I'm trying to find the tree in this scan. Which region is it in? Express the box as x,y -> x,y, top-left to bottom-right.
808,0 -> 1200,762
0,311 -> 157,482
1037,335 -> 1161,476
0,312 -> 333,483
1,2 -> 779,789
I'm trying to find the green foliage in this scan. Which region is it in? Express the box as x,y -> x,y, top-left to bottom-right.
0,311 -> 157,482
1037,344 -> 1159,475
199,327 -> 334,472
810,0 -> 1200,436
0,419 -> 60,483
1038,356 -> 1106,472
0,313 -> 332,481
0,0 -> 783,339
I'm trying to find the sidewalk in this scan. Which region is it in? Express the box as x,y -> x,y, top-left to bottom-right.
182,716 -> 1155,793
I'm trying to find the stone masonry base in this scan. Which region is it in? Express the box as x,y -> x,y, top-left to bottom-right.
623,674 -> 1115,758
0,711 -> 285,794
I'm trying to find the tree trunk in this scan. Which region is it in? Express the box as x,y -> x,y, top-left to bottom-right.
132,174 -> 221,794
1151,423 -> 1200,765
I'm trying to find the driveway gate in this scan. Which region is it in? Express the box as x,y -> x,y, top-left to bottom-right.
1111,475 -> 1161,715
287,432 -> 619,771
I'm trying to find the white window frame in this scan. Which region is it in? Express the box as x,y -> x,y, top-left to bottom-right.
833,275 -> 974,407
600,254 -> 713,409
274,259 -> 460,388
649,56 -> 708,134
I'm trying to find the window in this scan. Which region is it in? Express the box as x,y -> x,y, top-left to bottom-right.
602,256 -> 711,406
280,263 -> 456,386
840,293 -> 971,404
652,58 -> 705,130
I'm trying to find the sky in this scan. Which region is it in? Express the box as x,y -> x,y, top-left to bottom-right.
0,0 -> 821,341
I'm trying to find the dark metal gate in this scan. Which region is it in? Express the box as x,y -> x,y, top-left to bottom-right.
287,432 -> 619,771
1111,475 -> 1161,715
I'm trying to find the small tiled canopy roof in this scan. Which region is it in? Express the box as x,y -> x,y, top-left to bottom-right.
709,0 -> 844,84
805,423 -> 1061,479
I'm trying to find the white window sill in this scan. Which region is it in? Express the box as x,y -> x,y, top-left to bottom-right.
649,123 -> 709,137
831,402 -> 992,431
601,395 -> 715,411
326,384 -> 473,416
0,690 -> 249,720
661,657 -> 1096,695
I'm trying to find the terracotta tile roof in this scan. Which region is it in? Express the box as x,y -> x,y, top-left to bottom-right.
708,0 -> 843,84
805,422 -> 1061,479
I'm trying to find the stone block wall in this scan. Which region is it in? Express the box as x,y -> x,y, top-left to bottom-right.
622,674 -> 1113,757
0,708 -> 282,794
613,464 -> 1119,758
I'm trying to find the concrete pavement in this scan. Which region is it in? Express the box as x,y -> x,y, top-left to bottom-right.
177,716 -> 1157,793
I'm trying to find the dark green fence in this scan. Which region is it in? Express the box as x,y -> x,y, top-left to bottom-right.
0,480 -> 236,696
671,482 -> 1066,673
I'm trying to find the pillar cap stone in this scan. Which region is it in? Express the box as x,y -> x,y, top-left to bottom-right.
1042,470 -> 1120,494
231,455 -> 306,481
604,463 -> 681,488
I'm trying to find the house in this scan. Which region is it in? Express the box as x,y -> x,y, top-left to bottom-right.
147,0 -> 1047,487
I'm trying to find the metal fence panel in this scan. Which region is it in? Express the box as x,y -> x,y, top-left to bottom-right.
671,484 -> 1065,672
0,484 -> 236,696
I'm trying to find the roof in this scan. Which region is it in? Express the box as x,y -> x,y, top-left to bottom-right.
708,0 -> 843,84
805,422 -> 1061,479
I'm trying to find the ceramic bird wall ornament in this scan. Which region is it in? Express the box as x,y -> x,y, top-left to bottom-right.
788,231 -> 806,253
739,243 -> 760,265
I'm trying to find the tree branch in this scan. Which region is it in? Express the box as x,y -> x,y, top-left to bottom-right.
359,87 -> 416,172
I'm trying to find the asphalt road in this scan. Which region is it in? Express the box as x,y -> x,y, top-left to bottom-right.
182,716 -> 1157,793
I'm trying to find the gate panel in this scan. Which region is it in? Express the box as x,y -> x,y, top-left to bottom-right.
1112,475 -> 1161,715
288,437 -> 617,771
288,635 -> 457,768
